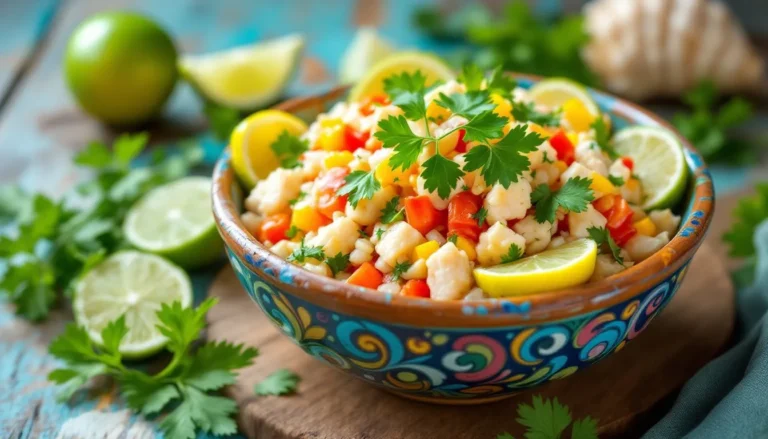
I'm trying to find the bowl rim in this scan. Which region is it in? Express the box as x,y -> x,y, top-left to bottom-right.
211,72 -> 715,328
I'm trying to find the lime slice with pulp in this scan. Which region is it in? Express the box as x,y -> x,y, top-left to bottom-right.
339,28 -> 396,84
612,126 -> 688,210
179,34 -> 304,109
473,239 -> 597,297
527,78 -> 600,116
124,176 -> 222,269
73,251 -> 193,358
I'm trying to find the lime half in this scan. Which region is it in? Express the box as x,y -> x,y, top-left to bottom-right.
612,126 -> 688,210
74,251 -> 192,358
124,176 -> 222,269
339,28 -> 396,84
527,78 -> 600,116
348,51 -> 455,102
179,34 -> 304,109
473,239 -> 597,297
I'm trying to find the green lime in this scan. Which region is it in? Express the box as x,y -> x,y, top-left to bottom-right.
612,126 -> 689,210
347,51 -> 455,102
339,28 -> 396,85
64,12 -> 178,126
178,34 -> 304,110
124,176 -> 222,269
74,251 -> 192,358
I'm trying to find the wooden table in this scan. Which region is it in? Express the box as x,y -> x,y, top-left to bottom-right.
0,1 -> 765,438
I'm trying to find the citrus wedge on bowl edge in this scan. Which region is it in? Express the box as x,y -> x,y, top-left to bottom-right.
348,51 -> 455,102
73,251 -> 193,359
229,110 -> 308,188
473,239 -> 597,298
124,176 -> 222,269
178,34 -> 304,109
339,28 -> 396,85
612,126 -> 688,210
527,78 -> 600,116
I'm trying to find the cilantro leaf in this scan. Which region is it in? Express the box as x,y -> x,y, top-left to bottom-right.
161,387 -> 239,438
375,228 -> 385,240
380,196 -> 405,224
511,101 -> 561,127
287,240 -> 326,264
487,67 -> 517,99
325,252 -> 351,277
374,115 -> 425,171
531,177 -> 594,224
338,170 -> 381,208
516,395 -> 572,439
285,225 -> 301,239
571,416 -> 599,439
591,117 -> 618,159
500,244 -> 523,264
254,369 -> 301,396
421,154 -> 464,199
463,124 -> 543,188
270,130 -> 308,168
447,234 -> 458,245
607,175 -> 625,187
473,206 -> 488,226
723,183 -> 768,257
588,226 -> 624,265
392,261 -> 412,281
435,91 -> 496,118
460,110 -> 508,142
458,63 -> 484,91
383,71 -> 427,120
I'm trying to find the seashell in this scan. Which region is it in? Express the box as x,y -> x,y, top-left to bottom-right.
583,0 -> 765,100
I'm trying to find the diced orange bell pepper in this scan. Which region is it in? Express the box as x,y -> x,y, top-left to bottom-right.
360,94 -> 390,116
291,204 -> 330,233
347,262 -> 384,290
448,191 -> 483,241
257,213 -> 291,243
401,279 -> 430,298
404,196 -> 444,235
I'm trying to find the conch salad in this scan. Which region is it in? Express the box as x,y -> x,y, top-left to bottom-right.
240,67 -> 681,300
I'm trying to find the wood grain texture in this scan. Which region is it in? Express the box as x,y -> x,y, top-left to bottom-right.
207,243 -> 735,439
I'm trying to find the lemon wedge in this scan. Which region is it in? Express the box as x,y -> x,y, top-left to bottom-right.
473,239 -> 597,297
527,78 -> 600,116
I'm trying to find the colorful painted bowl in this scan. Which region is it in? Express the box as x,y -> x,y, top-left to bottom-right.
211,74 -> 714,404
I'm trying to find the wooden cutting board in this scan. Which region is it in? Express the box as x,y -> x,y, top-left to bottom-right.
207,243 -> 734,439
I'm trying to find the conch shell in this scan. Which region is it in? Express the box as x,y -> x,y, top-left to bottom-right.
583,0 -> 765,100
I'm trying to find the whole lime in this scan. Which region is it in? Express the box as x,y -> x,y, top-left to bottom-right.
64,12 -> 178,126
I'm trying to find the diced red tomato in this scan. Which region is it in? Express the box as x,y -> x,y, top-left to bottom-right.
401,279 -> 430,298
557,216 -> 570,234
549,130 -> 575,165
612,224 -> 637,246
448,191 -> 483,242
593,194 -> 636,246
257,213 -> 291,243
360,94 -> 390,116
347,262 -> 384,289
606,197 -> 633,230
593,194 -> 617,217
318,193 -> 348,218
343,126 -> 369,152
404,196 -> 444,235
621,157 -> 634,171
455,129 -> 468,153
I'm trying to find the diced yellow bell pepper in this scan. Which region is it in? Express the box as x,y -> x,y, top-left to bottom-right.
375,158 -> 411,187
563,99 -> 596,132
491,93 -> 512,118
324,151 -> 354,169
455,236 -> 477,261
590,172 -> 618,195
633,217 -> 657,237
566,132 -> 579,146
317,118 -> 345,150
553,160 -> 568,174
426,100 -> 451,123
413,241 -> 440,261
291,204 -> 329,233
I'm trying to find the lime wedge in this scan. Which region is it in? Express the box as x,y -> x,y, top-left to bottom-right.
527,78 -> 600,116
73,251 -> 192,358
348,51 -> 455,102
179,34 -> 304,109
124,176 -> 222,269
339,28 -> 396,84
612,126 -> 688,210
473,239 -> 597,297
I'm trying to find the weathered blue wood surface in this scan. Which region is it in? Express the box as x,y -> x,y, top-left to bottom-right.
0,0 -> 765,438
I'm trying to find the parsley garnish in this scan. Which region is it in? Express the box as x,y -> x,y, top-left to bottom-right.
500,244 -> 523,264
392,261 -> 413,281
270,130 -> 308,168
254,369 -> 301,396
338,170 -> 381,208
591,117 -> 619,159
375,228 -> 386,240
486,66 -> 517,100
497,395 -> 598,439
531,177 -> 594,224
421,154 -> 465,199
447,234 -> 459,244
288,191 -> 306,207
285,225 -> 301,239
511,100 -> 562,126
473,207 -> 488,226
325,252 -> 351,276
457,63 -> 484,91
358,228 -> 369,238
287,240 -> 325,264
383,70 -> 428,120
48,298 -> 258,439
462,124 -> 544,188
588,226 -> 624,265
607,175 -> 625,187
436,91 -> 496,118
380,197 -> 405,224
375,115 -> 425,171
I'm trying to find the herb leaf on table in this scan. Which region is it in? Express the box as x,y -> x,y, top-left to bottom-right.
254,369 -> 301,396
723,182 -> 768,258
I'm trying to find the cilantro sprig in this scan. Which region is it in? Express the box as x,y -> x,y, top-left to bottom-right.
591,117 -> 619,159
500,244 -> 523,264
496,395 -> 599,439
254,369 -> 301,396
325,252 -> 351,277
463,125 -> 545,188
723,182 -> 768,258
511,100 -> 562,127
531,177 -> 594,224
338,170 -> 381,208
588,226 -> 624,266
392,261 -> 413,281
48,298 -> 258,439
287,240 -> 325,264
380,197 -> 405,224
270,130 -> 308,168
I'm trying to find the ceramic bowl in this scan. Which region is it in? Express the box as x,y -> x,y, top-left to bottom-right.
211,74 -> 714,404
